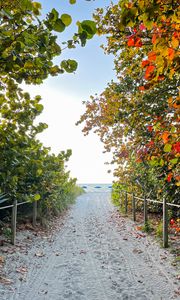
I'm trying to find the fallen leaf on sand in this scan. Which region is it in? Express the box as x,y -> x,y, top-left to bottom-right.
16,267 -> 28,274
136,226 -> 143,231
35,251 -> 45,257
0,276 -> 13,285
25,223 -> 34,230
133,248 -> 143,254
134,233 -> 146,238
0,256 -> 5,264
170,236 -> 178,240
80,250 -> 87,254
39,290 -> 48,295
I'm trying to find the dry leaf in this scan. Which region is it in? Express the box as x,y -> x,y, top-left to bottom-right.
0,256 -> 5,264
80,250 -> 87,254
16,267 -> 28,274
0,276 -> 13,285
133,248 -> 143,254
35,251 -> 45,257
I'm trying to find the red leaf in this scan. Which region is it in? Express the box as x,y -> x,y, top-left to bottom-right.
170,219 -> 175,225
167,173 -> 173,182
173,142 -> 180,153
147,125 -> 153,132
148,51 -> 156,61
127,37 -> 135,46
141,60 -> 150,67
145,65 -> 155,80
139,23 -> 146,31
134,37 -> 142,47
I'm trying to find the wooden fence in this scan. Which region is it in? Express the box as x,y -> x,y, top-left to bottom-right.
0,199 -> 38,245
118,190 -> 180,248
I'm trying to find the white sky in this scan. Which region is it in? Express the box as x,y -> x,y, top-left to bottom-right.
26,0 -> 117,183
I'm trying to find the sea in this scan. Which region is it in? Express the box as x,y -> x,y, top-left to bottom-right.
78,183 -> 112,193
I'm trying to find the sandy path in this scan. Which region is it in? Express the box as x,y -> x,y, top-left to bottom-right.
0,192 -> 179,299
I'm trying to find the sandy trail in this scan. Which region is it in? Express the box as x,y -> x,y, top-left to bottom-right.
0,192 -> 179,300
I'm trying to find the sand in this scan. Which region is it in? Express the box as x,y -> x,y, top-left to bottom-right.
0,191 -> 179,299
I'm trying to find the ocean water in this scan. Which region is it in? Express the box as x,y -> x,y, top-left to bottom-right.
78,183 -> 112,193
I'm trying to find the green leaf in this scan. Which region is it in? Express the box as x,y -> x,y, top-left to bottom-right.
37,169 -> 42,176
24,61 -> 34,69
159,158 -> 164,166
164,144 -> 172,152
61,59 -> 78,73
48,8 -> 59,21
69,0 -> 76,4
34,194 -> 41,201
170,158 -> 178,165
32,2 -> 42,10
61,14 -> 72,27
35,103 -> 44,112
79,31 -> 88,47
171,126 -> 176,133
80,20 -> 97,36
50,65 -> 60,75
53,19 -> 65,32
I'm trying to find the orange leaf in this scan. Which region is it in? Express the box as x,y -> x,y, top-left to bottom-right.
175,175 -> 180,181
152,34 -> 156,44
136,158 -> 142,163
168,97 -> 173,107
139,86 -> 145,91
148,51 -> 156,61
141,60 -> 150,67
168,48 -> 175,60
173,102 -> 180,109
145,65 -> 155,80
161,132 -> 169,144
158,75 -> 165,81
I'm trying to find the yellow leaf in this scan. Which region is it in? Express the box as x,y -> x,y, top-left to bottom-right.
169,68 -> 175,79
168,97 -> 173,106
172,36 -> 179,48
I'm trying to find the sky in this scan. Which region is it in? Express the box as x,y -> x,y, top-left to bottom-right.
28,0 -> 117,184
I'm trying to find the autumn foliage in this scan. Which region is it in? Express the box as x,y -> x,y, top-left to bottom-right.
78,0 -> 179,203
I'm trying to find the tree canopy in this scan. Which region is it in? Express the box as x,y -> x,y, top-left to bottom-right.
78,0 -> 179,202
0,0 -> 96,214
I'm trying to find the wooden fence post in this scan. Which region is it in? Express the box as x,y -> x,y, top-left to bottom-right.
132,193 -> 136,222
33,201 -> 37,227
119,191 -> 122,209
163,197 -> 168,248
11,200 -> 17,245
125,192 -> 128,214
144,194 -> 148,225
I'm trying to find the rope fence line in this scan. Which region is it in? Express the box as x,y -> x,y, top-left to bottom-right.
0,204 -> 13,210
113,188 -> 180,248
0,199 -> 38,245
